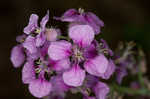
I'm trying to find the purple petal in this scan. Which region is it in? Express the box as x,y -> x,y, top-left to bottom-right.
87,12 -> 104,27
48,41 -> 72,60
16,34 -> 27,43
40,10 -> 49,30
85,75 -> 99,88
83,12 -> 104,34
26,50 -> 40,60
35,32 -> 46,47
52,58 -> 70,71
40,41 -> 50,57
116,66 -> 128,84
93,82 -> 109,99
10,45 -> 25,68
84,54 -> 108,77
84,44 -> 98,59
50,75 -> 69,92
54,9 -> 79,22
24,14 -> 38,34
63,64 -> 85,87
29,79 -> 52,98
69,25 -> 95,47
22,61 -> 35,84
102,59 -> 116,79
23,36 -> 37,54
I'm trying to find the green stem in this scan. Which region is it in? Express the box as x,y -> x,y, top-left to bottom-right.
110,83 -> 150,96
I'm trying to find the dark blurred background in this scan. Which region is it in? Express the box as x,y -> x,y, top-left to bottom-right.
0,0 -> 150,99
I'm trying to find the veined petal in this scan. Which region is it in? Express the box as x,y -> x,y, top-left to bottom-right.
40,10 -> 49,30
85,12 -> 104,34
10,45 -> 25,68
84,54 -> 108,77
87,12 -> 104,27
50,75 -> 69,92
24,14 -> 38,34
54,9 -> 79,22
16,34 -> 27,43
93,82 -> 109,99
22,60 -> 35,84
63,65 -> 85,87
102,59 -> 116,79
48,41 -> 72,60
69,25 -> 95,48
29,79 -> 52,98
52,58 -> 70,71
35,32 -> 46,47
23,36 -> 37,54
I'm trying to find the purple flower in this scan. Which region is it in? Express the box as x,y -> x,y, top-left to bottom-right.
23,10 -> 49,53
79,75 -> 109,99
22,59 -> 52,98
54,8 -> 104,34
22,43 -> 70,98
48,25 -> 110,87
93,82 -> 109,99
10,44 -> 25,68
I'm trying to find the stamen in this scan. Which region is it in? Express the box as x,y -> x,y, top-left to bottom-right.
35,28 -> 41,34
78,8 -> 84,14
35,68 -> 42,73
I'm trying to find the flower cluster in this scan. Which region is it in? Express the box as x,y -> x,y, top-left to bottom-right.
10,9 -> 116,99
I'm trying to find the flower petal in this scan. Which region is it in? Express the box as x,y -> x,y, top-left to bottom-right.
23,36 -> 37,54
63,65 -> 85,87
93,82 -> 109,99
29,79 -> 52,98
22,60 -> 35,84
35,32 -> 46,47
102,59 -> 116,79
50,75 -> 69,92
48,41 -> 72,60
69,25 -> 94,47
86,12 -> 104,34
84,54 -> 108,77
52,58 -> 70,71
24,14 -> 38,34
83,43 -> 98,59
85,75 -> 99,88
16,34 -> 27,43
10,45 -> 25,68
40,10 -> 49,30
87,12 -> 104,27
116,66 -> 127,84
54,9 -> 79,22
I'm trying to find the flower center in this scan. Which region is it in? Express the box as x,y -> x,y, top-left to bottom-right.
73,45 -> 84,63
34,58 -> 56,81
34,58 -> 49,73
